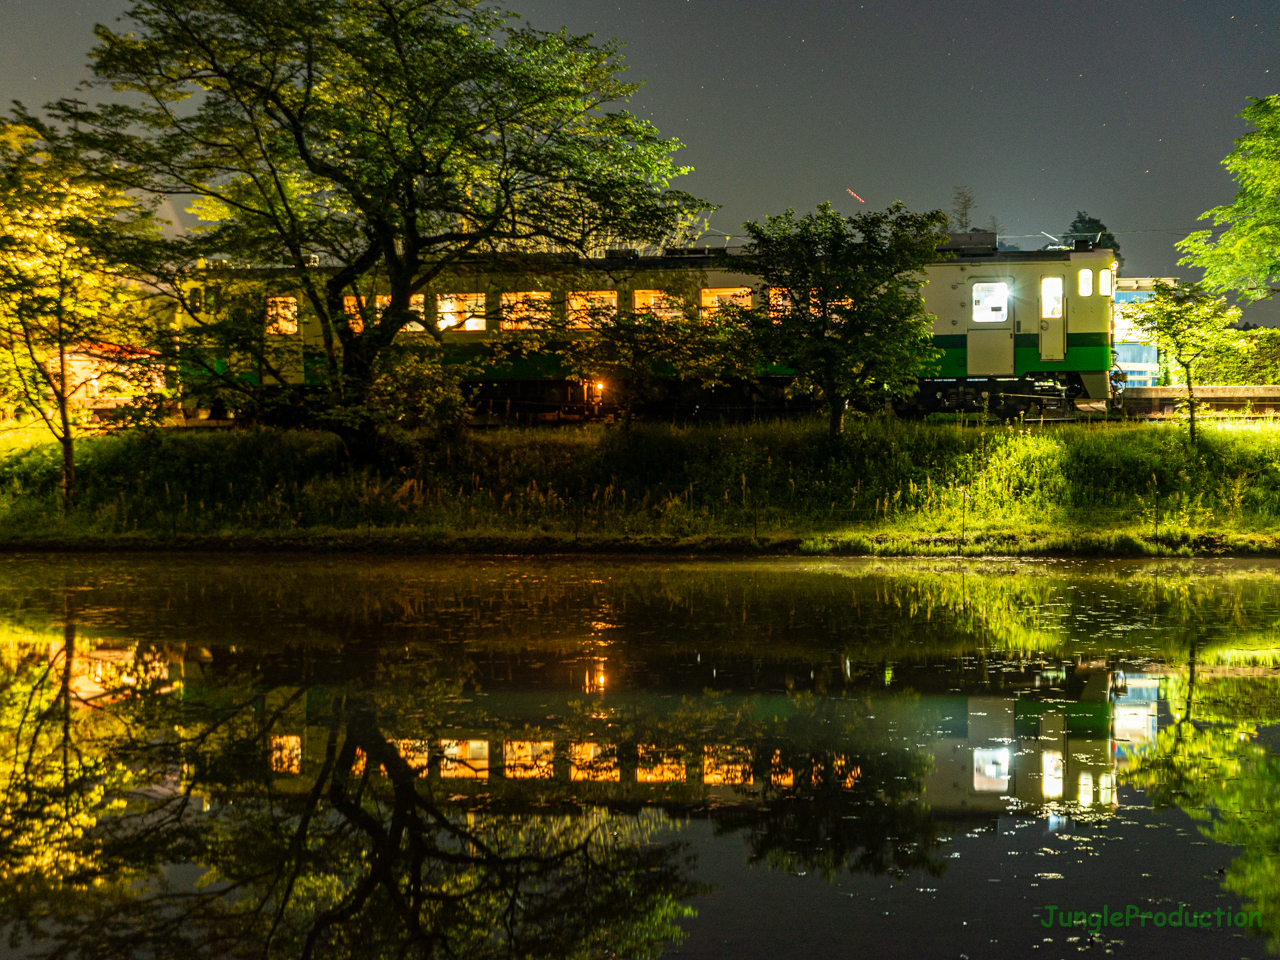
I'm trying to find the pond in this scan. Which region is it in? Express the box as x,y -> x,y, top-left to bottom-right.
1,556 -> 1279,959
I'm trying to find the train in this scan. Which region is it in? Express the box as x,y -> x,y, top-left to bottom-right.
186,231 -> 1116,423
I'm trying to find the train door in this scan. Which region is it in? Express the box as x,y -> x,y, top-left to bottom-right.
966,280 -> 1014,376
1039,276 -> 1066,361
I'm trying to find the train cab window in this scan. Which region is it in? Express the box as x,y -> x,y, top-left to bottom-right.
700,287 -> 752,317
1098,268 -> 1113,297
567,290 -> 617,329
971,282 -> 1008,323
499,291 -> 551,330
438,292 -> 487,331
375,294 -> 427,332
265,296 -> 299,335
1078,268 -> 1094,297
634,289 -> 682,321
1040,277 -> 1064,319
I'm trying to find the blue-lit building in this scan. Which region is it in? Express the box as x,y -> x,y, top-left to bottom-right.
1112,278 -> 1176,387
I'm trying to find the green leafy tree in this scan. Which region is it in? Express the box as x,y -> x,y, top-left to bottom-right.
1121,281 -> 1243,442
70,0 -> 711,451
563,293 -> 744,428
1062,211 -> 1121,262
720,202 -> 949,439
0,120 -> 159,508
1179,95 -> 1280,301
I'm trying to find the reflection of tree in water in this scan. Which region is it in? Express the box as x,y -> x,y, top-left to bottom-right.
639,693 -> 947,882
1123,665 -> 1280,952
0,659 -> 698,960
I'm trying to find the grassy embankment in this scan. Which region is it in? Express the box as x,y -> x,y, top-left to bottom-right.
1,415 -> 1279,555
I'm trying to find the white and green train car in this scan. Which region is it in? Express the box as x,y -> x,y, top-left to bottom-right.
898,232 -> 1116,417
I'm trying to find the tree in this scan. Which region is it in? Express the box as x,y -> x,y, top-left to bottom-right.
719,202 -> 949,439
0,121 -> 159,508
1178,95 -> 1280,301
1121,281 -> 1242,442
563,292 -> 743,428
949,186 -> 975,232
69,0 -> 710,452
1062,211 -> 1121,262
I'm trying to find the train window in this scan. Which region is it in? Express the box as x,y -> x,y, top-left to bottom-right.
1040,277 -> 1064,319
1078,268 -> 1094,297
971,282 -> 1008,323
376,294 -> 427,332
342,295 -> 366,334
438,292 -> 487,331
1099,268 -> 1113,297
567,290 -> 617,329
700,287 -> 752,317
265,296 -> 299,335
634,289 -> 682,321
499,291 -> 551,330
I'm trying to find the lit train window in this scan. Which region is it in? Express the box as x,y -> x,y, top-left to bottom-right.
634,289 -> 682,321
1099,268 -> 1113,297
567,290 -> 617,329
265,297 -> 298,335
971,282 -> 1008,323
499,291 -> 551,330
1078,268 -> 1094,297
438,292 -> 487,331
1040,277 -> 1064,319
376,294 -> 426,331
700,287 -> 751,317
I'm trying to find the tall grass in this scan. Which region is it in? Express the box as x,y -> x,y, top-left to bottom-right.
1,417 -> 1279,543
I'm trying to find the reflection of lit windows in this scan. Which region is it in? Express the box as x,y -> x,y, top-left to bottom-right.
1078,268 -> 1094,297
633,289 -> 682,321
270,735 -> 302,774
700,287 -> 751,317
391,739 -> 430,775
703,745 -> 753,785
266,296 -> 299,335
440,739 -> 489,779
1099,268 -> 1113,297
771,749 -> 794,788
972,282 -> 1008,323
832,753 -> 860,789
973,747 -> 1010,793
500,291 -> 552,330
570,742 -> 619,782
1098,772 -> 1115,806
567,290 -> 617,329
437,293 -> 487,331
1040,277 -> 1064,319
1042,750 -> 1064,799
504,740 -> 554,780
637,745 -> 685,784
1078,771 -> 1094,806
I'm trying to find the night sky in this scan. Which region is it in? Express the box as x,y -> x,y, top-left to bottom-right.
4,0 -> 1279,320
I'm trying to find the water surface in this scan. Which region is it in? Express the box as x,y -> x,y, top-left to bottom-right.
2,556 -> 1279,959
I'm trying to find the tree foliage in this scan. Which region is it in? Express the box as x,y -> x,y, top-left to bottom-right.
0,119 -> 161,507
1179,95 -> 1280,301
1061,211 -> 1120,260
719,202 -> 949,439
70,0 -> 711,443
1119,281 -> 1243,442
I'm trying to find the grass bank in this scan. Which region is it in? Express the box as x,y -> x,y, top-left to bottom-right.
1,417 -> 1278,555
